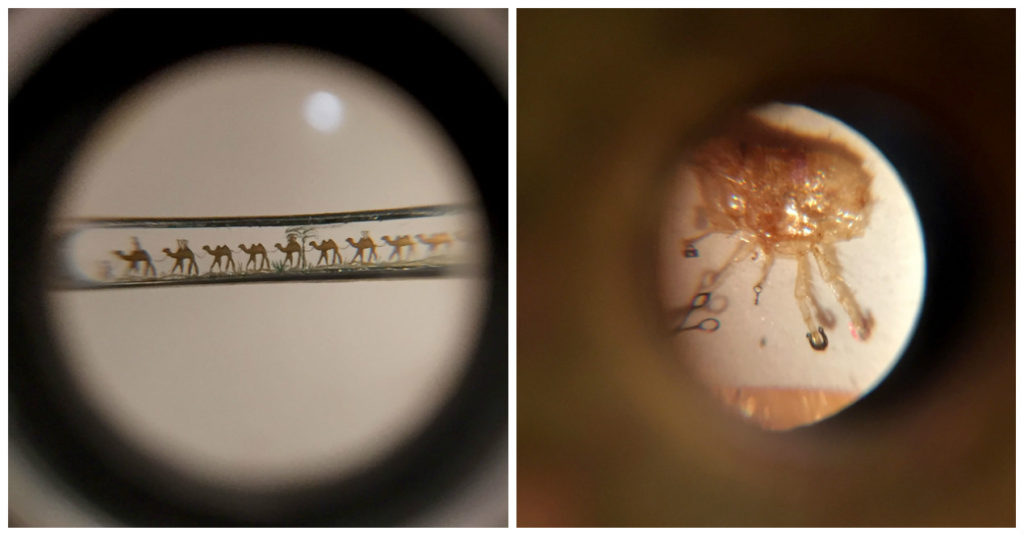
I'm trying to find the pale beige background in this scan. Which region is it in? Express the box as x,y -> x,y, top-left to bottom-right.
45,47 -> 490,492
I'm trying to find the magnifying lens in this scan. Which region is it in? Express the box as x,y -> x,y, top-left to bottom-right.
658,100 -> 928,430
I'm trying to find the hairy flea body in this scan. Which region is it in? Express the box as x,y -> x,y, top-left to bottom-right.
683,115 -> 873,349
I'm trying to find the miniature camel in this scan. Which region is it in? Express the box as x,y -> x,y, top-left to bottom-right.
274,236 -> 302,267
309,239 -> 343,265
381,235 -> 416,261
346,236 -> 379,264
415,232 -> 454,253
202,245 -> 236,273
111,249 -> 156,278
162,241 -> 199,276
238,243 -> 270,271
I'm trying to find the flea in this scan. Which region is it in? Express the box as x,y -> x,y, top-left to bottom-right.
680,112 -> 874,350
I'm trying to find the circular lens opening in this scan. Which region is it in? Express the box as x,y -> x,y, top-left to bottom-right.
657,102 -> 926,431
44,46 -> 490,490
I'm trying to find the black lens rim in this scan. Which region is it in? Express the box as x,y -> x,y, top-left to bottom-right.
10,8 -> 507,526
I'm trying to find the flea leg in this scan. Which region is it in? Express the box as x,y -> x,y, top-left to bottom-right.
697,238 -> 757,292
812,243 -> 871,341
795,253 -> 827,350
752,251 -> 775,304
808,290 -> 837,329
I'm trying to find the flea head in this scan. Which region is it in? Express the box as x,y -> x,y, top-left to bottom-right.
690,114 -> 873,253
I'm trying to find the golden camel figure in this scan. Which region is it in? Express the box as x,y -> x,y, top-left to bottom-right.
201,244 -> 236,273
415,232 -> 455,254
162,240 -> 199,276
309,239 -> 343,266
381,235 -> 417,261
238,243 -> 270,271
111,249 -> 156,278
274,235 -> 302,268
346,235 -> 379,264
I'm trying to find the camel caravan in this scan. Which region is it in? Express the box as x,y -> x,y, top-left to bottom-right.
107,230 -> 468,280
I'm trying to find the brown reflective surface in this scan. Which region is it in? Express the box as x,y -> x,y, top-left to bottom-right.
518,9 -> 1013,527
709,386 -> 860,431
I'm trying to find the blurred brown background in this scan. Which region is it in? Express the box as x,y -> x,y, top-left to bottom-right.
517,9 -> 1013,526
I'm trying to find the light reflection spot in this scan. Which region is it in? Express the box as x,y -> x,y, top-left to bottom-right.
304,91 -> 344,132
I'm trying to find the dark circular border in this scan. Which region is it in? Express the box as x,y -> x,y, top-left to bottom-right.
10,9 -> 507,526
